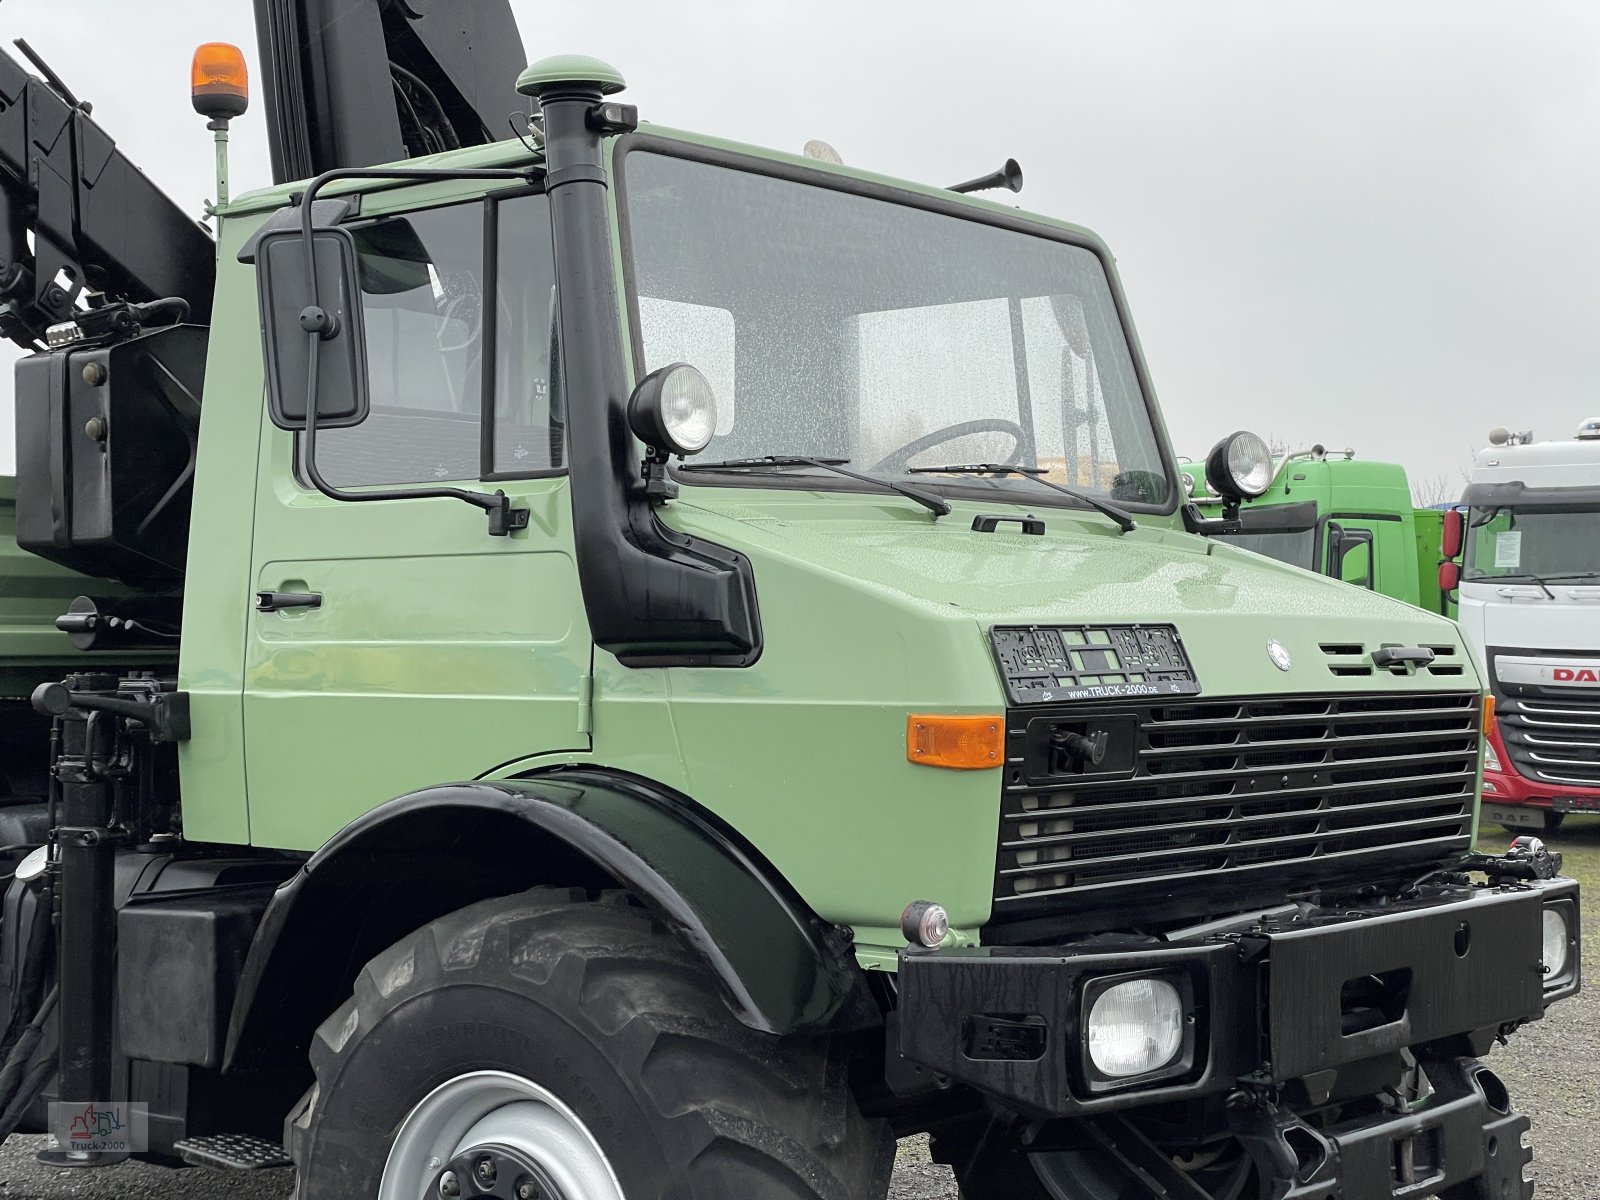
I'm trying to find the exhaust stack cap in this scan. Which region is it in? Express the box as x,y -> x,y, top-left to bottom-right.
517,54 -> 627,99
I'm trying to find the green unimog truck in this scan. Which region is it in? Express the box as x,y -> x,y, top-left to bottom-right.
0,7 -> 1577,1198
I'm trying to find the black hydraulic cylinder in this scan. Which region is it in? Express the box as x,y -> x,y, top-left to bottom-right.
49,674 -> 120,1158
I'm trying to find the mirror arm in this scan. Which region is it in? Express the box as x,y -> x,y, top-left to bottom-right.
296,165 -> 543,537
1181,502 -> 1241,535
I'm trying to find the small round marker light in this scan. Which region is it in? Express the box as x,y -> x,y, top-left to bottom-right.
900,900 -> 949,948
1203,430 -> 1274,502
627,363 -> 718,458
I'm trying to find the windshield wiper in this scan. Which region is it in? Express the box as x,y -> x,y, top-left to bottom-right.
1482,572 -> 1556,599
909,463 -> 1136,534
1542,571 -> 1600,583
680,456 -> 951,519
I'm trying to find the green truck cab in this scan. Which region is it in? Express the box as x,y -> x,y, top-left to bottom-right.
0,40 -> 1577,1200
1181,448 -> 1455,616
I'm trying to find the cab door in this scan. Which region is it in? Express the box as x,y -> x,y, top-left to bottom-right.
243,190 -> 589,850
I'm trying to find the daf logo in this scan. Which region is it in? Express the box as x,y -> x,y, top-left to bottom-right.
1267,639 -> 1292,672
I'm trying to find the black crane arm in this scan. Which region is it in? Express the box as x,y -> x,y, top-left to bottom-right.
0,43 -> 214,351
254,0 -> 528,185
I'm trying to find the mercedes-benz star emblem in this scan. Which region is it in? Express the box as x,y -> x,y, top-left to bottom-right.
1267,639 -> 1292,671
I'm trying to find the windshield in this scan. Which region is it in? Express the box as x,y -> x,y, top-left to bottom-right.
620,149 -> 1172,508
1465,506 -> 1600,581
1214,529 -> 1318,572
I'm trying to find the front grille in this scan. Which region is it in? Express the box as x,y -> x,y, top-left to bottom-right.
1497,693 -> 1600,787
994,692 -> 1478,918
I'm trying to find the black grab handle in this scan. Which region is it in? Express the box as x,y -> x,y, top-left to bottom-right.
971,514 -> 1045,535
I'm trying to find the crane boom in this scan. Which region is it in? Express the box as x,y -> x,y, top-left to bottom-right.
0,44 -> 214,350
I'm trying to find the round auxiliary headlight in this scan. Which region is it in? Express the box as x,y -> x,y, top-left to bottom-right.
1203,430 -> 1274,501
1087,977 -> 1185,1078
1542,908 -> 1571,979
627,362 -> 718,457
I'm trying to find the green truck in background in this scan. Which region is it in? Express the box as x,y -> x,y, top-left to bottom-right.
1181,447 -> 1456,616
0,7 -> 1578,1199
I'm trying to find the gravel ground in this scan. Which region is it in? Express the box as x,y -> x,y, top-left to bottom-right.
0,820 -> 1591,1199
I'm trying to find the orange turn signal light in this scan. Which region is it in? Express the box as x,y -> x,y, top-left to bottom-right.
908,714 -> 1004,770
1482,694 -> 1495,733
192,43 -> 249,120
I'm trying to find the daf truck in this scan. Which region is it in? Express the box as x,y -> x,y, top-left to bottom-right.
1441,428 -> 1600,835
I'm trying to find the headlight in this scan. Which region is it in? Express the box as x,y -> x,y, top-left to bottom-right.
1483,739 -> 1501,773
1543,907 -> 1572,979
1087,976 -> 1185,1078
627,362 -> 718,457
1203,431 -> 1274,501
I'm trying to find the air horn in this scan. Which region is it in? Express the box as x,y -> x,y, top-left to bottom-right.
948,158 -> 1023,195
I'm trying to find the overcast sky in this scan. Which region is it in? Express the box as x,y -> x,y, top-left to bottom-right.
3,0 -> 1597,495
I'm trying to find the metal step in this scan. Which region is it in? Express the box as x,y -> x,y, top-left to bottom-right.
173,1133 -> 292,1171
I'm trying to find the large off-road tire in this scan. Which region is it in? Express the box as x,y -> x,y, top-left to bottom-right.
289,887 -> 893,1200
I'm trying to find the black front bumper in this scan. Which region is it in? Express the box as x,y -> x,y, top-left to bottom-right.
1229,1057 -> 1529,1200
896,878 -> 1578,1121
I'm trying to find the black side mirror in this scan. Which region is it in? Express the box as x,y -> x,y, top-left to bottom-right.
257,226 -> 370,430
1327,522 -> 1375,589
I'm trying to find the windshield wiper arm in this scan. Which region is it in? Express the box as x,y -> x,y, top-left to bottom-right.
910,463 -> 1136,534
680,456 -> 951,519
1484,572 -> 1556,599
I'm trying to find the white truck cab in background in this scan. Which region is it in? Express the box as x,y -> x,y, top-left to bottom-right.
1454,424 -> 1600,834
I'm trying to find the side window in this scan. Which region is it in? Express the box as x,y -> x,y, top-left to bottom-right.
314,193 -> 562,487
493,193 -> 563,473
317,204 -> 486,488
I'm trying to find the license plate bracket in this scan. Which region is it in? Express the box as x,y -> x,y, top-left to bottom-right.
1483,803 -> 1543,827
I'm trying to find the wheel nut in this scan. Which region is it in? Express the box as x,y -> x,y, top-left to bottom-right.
516,1181 -> 539,1200
437,1170 -> 460,1198
476,1157 -> 497,1184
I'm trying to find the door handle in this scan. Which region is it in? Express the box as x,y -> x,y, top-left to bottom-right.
255,591 -> 322,613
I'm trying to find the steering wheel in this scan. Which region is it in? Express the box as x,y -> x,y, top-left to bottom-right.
869,418 -> 1030,474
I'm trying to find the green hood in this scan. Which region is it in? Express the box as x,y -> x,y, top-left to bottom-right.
668,490 -> 1477,700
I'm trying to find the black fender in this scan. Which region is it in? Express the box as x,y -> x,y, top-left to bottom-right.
224,768 -> 871,1072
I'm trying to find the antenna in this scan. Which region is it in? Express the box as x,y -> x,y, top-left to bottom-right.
13,38 -> 90,114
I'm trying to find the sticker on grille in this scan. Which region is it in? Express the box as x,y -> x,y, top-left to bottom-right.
993,692 -> 1479,916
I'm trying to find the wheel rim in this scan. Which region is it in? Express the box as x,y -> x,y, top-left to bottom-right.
379,1069 -> 626,1200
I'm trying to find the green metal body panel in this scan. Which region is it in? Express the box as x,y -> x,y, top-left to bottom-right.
1412,507 -> 1449,617
129,131 -> 1481,964
0,478 -> 169,697
1183,456 -> 1455,618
